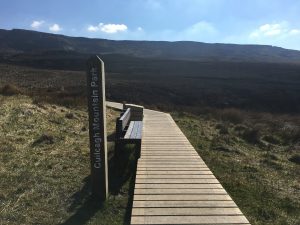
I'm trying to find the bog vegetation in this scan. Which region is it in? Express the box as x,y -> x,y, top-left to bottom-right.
0,60 -> 300,225
173,109 -> 300,225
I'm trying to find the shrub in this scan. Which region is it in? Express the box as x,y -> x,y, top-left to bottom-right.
280,125 -> 300,143
32,134 -> 54,146
289,154 -> 300,165
263,135 -> 281,145
242,128 -> 261,144
220,108 -> 245,124
0,84 -> 22,96
65,112 -> 74,119
216,123 -> 229,134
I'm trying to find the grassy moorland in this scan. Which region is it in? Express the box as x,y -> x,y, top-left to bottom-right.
173,109 -> 300,225
0,60 -> 300,225
0,94 -> 137,225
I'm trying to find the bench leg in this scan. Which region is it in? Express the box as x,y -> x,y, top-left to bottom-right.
135,141 -> 141,159
114,140 -> 123,161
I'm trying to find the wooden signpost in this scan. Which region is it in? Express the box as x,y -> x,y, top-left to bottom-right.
86,56 -> 108,200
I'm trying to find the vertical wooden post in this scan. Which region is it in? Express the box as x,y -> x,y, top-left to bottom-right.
86,55 -> 108,200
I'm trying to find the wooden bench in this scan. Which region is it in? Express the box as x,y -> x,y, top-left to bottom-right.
115,107 -> 143,155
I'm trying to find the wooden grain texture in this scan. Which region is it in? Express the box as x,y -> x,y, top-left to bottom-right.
133,200 -> 237,208
135,178 -> 220,184
134,188 -> 226,195
136,174 -> 215,179
130,109 -> 250,225
134,194 -> 232,201
132,207 -> 242,216
131,216 -> 250,224
136,171 -> 213,175
135,183 -> 224,189
137,168 -> 211,171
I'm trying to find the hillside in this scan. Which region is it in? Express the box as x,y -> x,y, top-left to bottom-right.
1,29 -> 300,64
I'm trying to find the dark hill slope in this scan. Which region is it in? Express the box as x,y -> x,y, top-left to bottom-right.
1,29 -> 300,64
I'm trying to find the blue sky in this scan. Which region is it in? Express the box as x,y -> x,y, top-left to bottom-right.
1,0 -> 300,50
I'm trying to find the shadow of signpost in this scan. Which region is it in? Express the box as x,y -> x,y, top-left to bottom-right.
60,176 -> 102,225
61,144 -> 138,225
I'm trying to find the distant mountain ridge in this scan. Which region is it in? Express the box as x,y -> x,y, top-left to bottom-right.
1,28 -> 300,64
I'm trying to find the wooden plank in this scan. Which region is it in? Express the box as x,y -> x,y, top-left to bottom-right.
139,156 -> 201,159
139,159 -> 202,162
139,158 -> 203,161
133,200 -> 237,208
135,121 -> 143,139
134,194 -> 232,201
119,108 -> 131,130
142,139 -> 187,141
141,153 -> 199,156
142,135 -> 185,137
134,188 -> 227,195
141,151 -> 196,153
131,215 -> 249,224
131,207 -> 242,216
142,135 -> 187,137
135,178 -> 219,184
142,149 -> 194,151
124,121 -> 135,139
136,171 -> 213,175
130,121 -> 141,139
130,121 -> 138,139
135,183 -> 223,189
141,149 -> 195,151
141,146 -> 194,148
140,155 -> 199,157
137,168 -> 211,171
138,160 -> 205,163
136,174 -> 215,179
142,142 -> 191,144
136,121 -> 143,139
137,165 -> 208,168
138,163 -> 207,166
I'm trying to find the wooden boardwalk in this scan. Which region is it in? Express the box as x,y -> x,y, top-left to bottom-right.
130,109 -> 250,225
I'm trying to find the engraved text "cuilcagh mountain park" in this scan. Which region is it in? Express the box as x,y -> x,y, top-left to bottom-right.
90,67 -> 102,169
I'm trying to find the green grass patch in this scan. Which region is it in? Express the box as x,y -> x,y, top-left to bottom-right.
173,111 -> 300,225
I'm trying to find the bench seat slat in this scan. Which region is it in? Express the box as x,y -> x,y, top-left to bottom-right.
134,121 -> 143,139
124,121 -> 143,140
124,121 -> 135,139
130,121 -> 139,139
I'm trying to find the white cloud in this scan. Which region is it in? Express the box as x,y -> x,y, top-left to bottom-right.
31,20 -> 44,29
289,29 -> 300,35
137,27 -> 143,31
87,23 -> 128,34
224,21 -> 300,50
49,24 -> 62,32
100,23 -> 127,33
87,25 -> 99,32
250,22 -> 300,39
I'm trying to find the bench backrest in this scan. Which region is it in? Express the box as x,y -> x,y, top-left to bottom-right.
116,108 -> 131,138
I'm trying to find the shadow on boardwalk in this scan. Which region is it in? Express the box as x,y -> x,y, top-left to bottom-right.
60,144 -> 138,225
